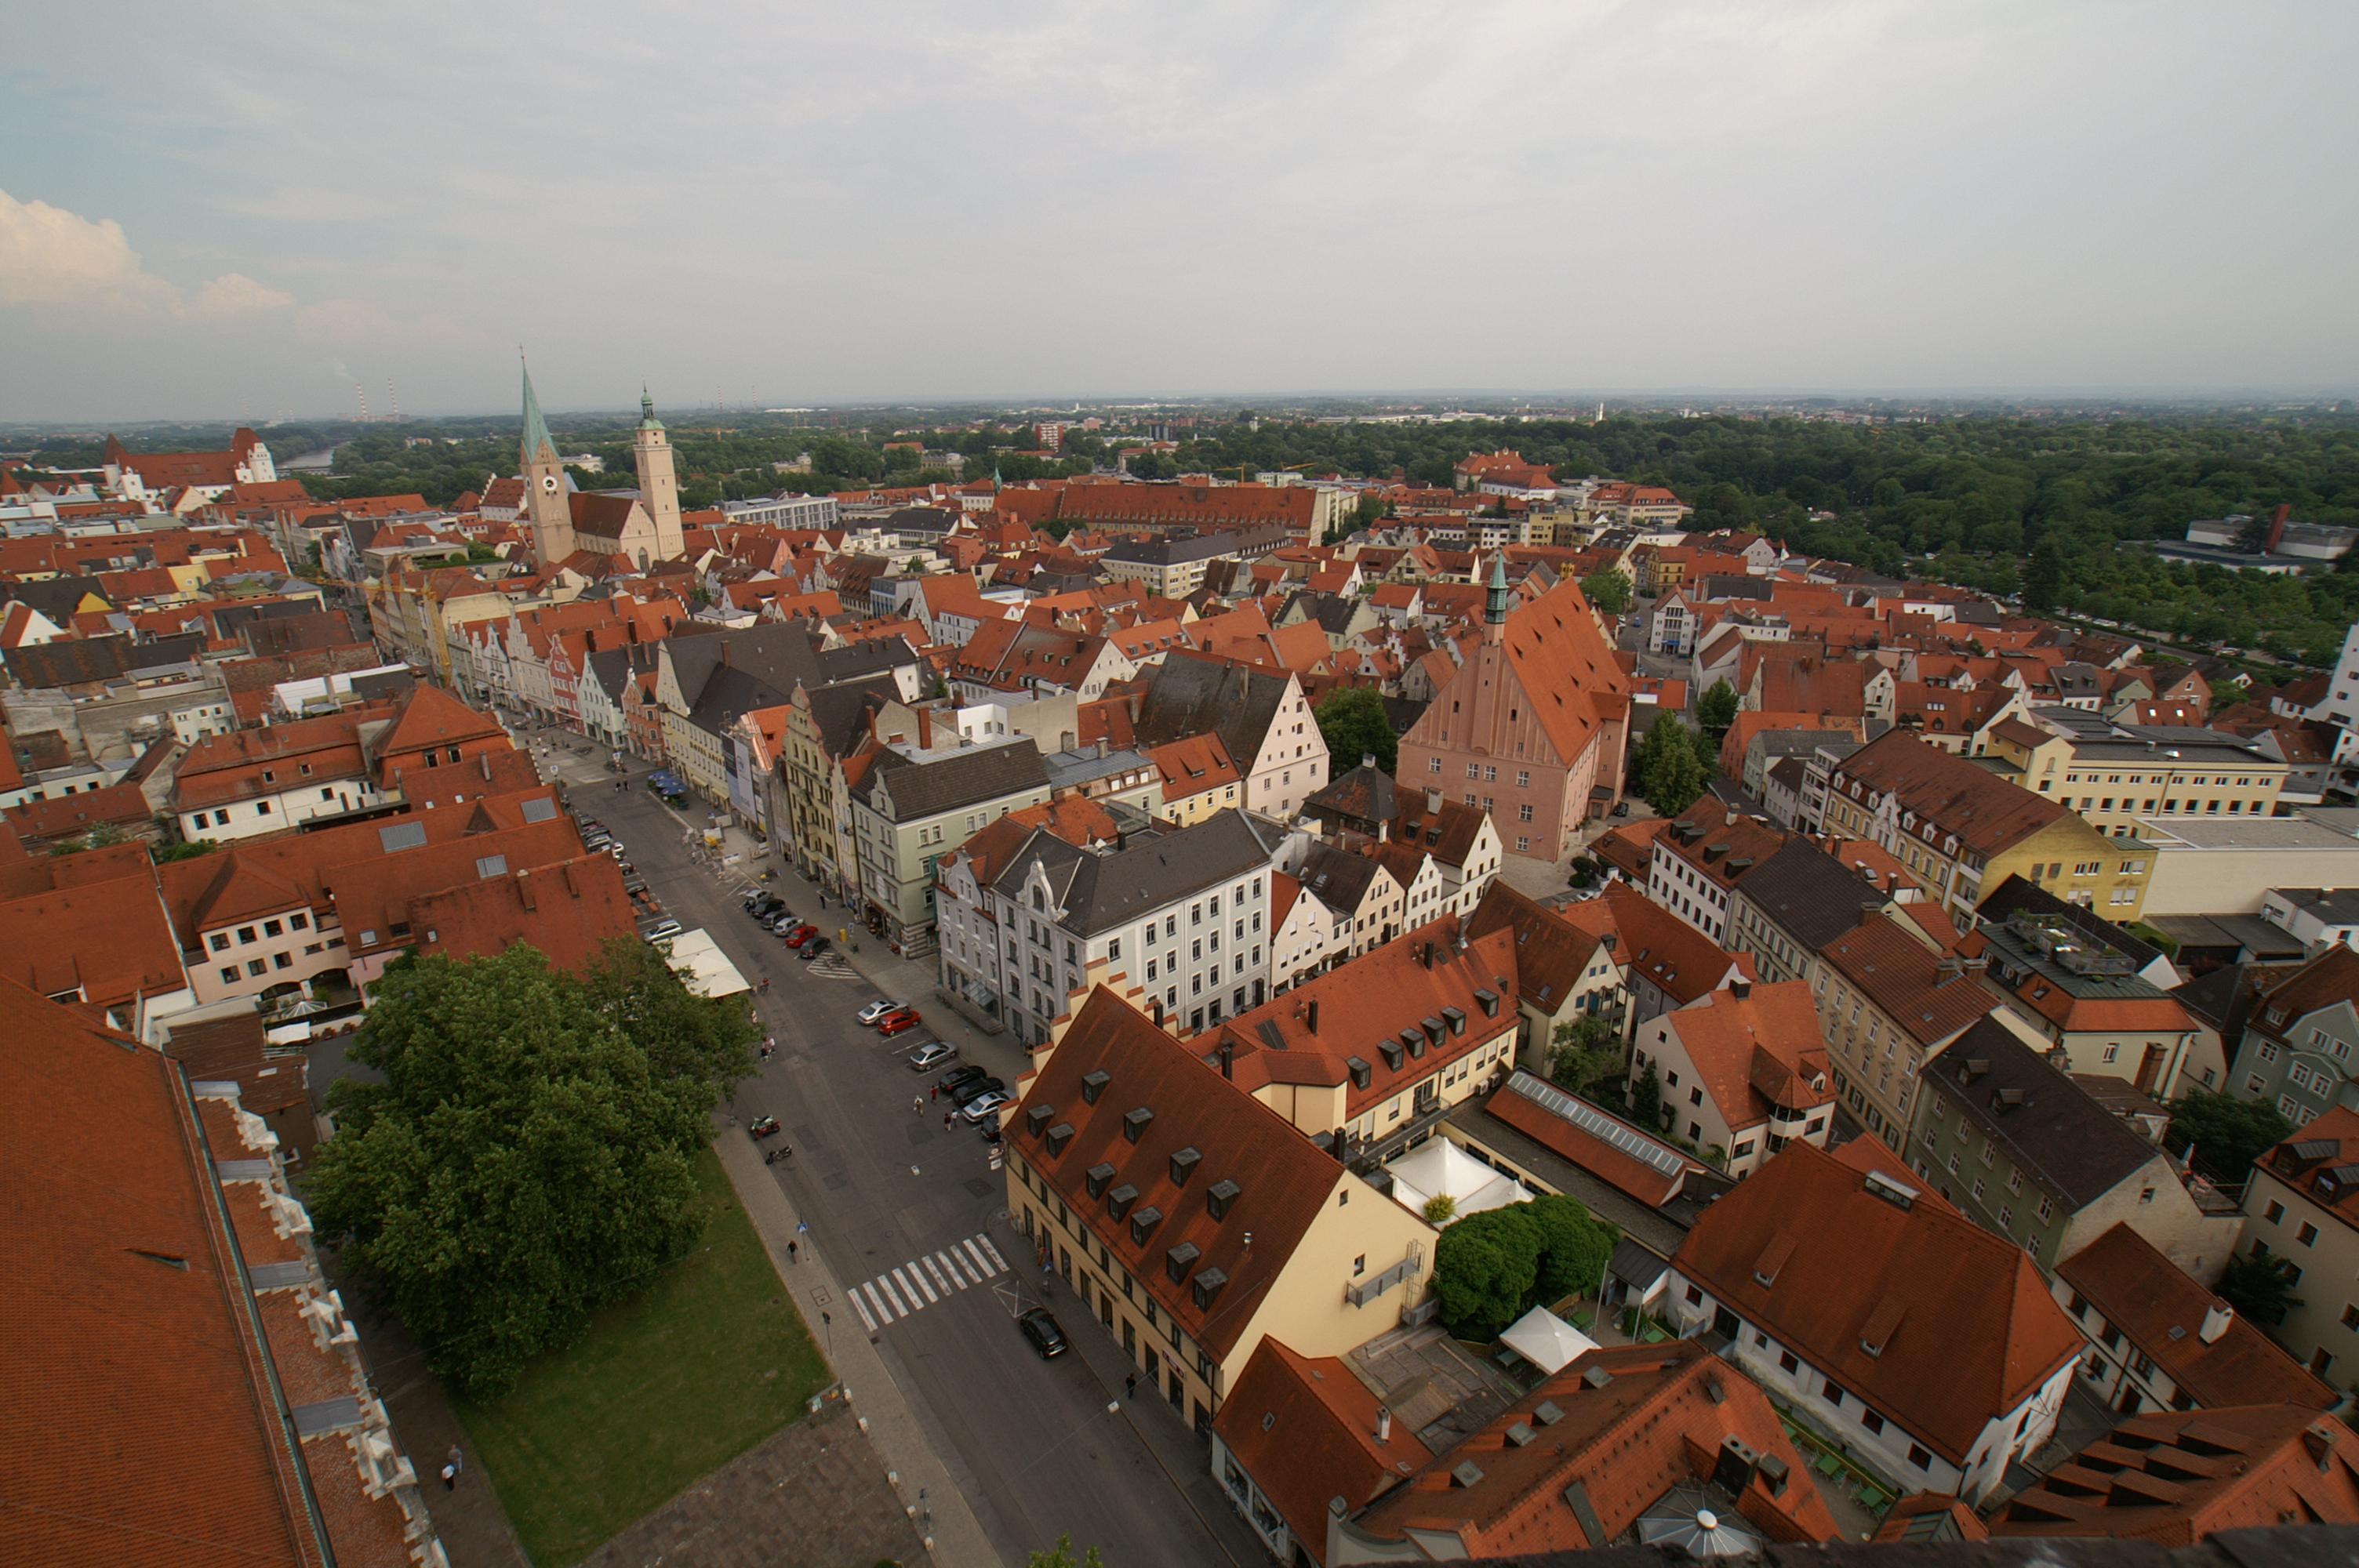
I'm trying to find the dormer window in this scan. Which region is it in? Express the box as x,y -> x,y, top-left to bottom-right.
1169,1147 -> 1201,1186
1107,1184 -> 1137,1221
1191,1269 -> 1228,1310
1166,1242 -> 1201,1283
1123,1107 -> 1154,1144
1207,1178 -> 1241,1221
1045,1123 -> 1075,1157
1027,1105 -> 1056,1138
1081,1070 -> 1110,1105
1347,1057 -> 1372,1091
1380,1040 -> 1404,1071
1442,1006 -> 1467,1034
1085,1162 -> 1115,1200
1129,1206 -> 1162,1245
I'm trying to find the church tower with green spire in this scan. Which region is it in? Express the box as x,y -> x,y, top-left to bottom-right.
519,361 -> 576,567
631,387 -> 685,560
1483,550 -> 1511,642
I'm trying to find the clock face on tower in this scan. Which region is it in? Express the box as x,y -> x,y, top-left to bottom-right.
541,474 -> 559,492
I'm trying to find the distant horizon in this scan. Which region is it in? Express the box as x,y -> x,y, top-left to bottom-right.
8,384 -> 2356,435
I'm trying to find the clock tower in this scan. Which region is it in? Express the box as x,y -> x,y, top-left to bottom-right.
519,362 -> 576,567
632,388 -> 685,560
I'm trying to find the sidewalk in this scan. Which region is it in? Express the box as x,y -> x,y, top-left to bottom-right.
712,1119 -> 1005,1568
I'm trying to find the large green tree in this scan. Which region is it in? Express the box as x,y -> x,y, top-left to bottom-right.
1548,1015 -> 1624,1096
2165,1091 -> 2295,1185
1580,568 -> 1634,615
2217,1250 -> 2304,1326
1695,679 -> 1739,742
1432,1206 -> 1542,1338
1314,684 -> 1398,774
1634,712 -> 1707,816
1527,1194 -> 1618,1301
307,942 -> 757,1397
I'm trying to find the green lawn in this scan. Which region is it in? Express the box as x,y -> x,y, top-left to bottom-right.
456,1143 -> 828,1565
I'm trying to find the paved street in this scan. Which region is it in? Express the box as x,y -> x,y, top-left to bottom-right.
529,729 -> 1263,1568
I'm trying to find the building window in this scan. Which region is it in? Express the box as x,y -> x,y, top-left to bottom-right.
245,959 -> 267,978
1778,1351 -> 1798,1374
1907,1444 -> 1932,1471
2300,1222 -> 2321,1247
219,967 -> 238,985
209,933 -> 231,953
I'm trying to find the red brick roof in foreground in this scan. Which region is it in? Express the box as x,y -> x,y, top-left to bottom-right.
1482,1069 -> 1704,1209
1212,1340 -> 1432,1563
1010,985 -> 1345,1359
410,851 -> 636,977
1354,1341 -> 1837,1555
0,976 -> 426,1565
1674,1142 -> 2084,1465
1992,1404 -> 2359,1544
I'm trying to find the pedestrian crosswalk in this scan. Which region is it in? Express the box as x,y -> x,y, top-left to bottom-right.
804,954 -> 858,978
845,1234 -> 1010,1331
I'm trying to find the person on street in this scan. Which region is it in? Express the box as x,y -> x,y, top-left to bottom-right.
913,1095 -> 924,1115
787,1240 -> 798,1265
943,1111 -> 953,1131
930,1083 -> 940,1101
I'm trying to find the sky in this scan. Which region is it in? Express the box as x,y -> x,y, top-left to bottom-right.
2,1 -> 2354,422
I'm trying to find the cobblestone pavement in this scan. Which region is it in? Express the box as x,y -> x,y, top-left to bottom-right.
576,1403 -> 929,1568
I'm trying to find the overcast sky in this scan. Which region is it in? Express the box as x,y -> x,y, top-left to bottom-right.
3,1 -> 2354,422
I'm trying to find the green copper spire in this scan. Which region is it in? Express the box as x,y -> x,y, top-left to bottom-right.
519,360 -> 556,466
1485,550 -> 1511,625
638,385 -> 665,433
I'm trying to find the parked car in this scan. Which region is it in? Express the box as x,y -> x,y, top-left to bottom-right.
877,1011 -> 922,1039
747,895 -> 785,918
783,924 -> 820,948
949,1075 -> 1005,1107
606,841 -> 628,858
857,999 -> 910,1025
938,1063 -> 987,1091
766,913 -> 801,933
798,937 -> 832,960
641,919 -> 682,942
960,1088 -> 1012,1122
1017,1307 -> 1069,1359
871,1006 -> 921,1033
907,1042 -> 957,1072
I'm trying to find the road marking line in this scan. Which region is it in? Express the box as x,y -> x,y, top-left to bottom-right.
961,1237 -> 995,1276
875,1276 -> 907,1317
848,1290 -> 878,1332
974,1235 -> 1009,1274
863,1281 -> 894,1322
943,1249 -> 977,1287
896,1265 -> 935,1305
925,1253 -> 958,1292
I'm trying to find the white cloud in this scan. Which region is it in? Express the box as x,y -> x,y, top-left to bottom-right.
0,187 -> 293,318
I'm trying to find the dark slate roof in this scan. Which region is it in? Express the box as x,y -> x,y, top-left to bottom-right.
1976,873 -> 2164,971
1292,840 -> 1383,913
5,631 -> 207,689
664,622 -> 911,713
5,575 -> 114,622
1734,839 -> 1893,953
1285,591 -> 1361,637
884,506 -> 960,537
684,662 -> 795,738
1133,651 -> 1291,761
1381,697 -> 1424,736
1304,757 -> 1398,832
1920,1016 -> 2164,1209
2172,962 -> 2269,1044
583,643 -> 666,702
858,737 -> 1047,823
991,808 -> 1286,937
803,677 -> 898,759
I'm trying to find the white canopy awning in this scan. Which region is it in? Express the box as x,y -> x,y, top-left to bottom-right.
1501,1305 -> 1599,1375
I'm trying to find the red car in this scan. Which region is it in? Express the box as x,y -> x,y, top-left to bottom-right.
874,1008 -> 922,1037
782,924 -> 820,948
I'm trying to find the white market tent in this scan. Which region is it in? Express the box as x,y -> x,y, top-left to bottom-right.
663,928 -> 751,999
1500,1305 -> 1600,1375
1385,1138 -> 1533,1224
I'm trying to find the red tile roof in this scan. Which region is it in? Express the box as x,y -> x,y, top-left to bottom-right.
1557,885 -> 1756,1007
1212,1340 -> 1432,1563
1818,912 -> 1999,1047
1659,982 -> 1833,1127
2057,1222 -> 2333,1412
1991,1404 -> 2359,1543
1009,985 -> 1347,1359
1832,730 -> 2066,857
410,852 -> 637,975
1354,1341 -> 1837,1553
1467,881 -> 1605,1014
1482,1070 -> 1704,1208
1672,1142 -> 2085,1465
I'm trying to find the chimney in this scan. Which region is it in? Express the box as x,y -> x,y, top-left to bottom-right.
1378,819 -> 1388,843
1306,998 -> 1319,1035
1426,787 -> 1442,815
1859,902 -> 1882,927
1218,1042 -> 1234,1079
1730,979 -> 1750,1001
2269,502 -> 2292,554
1361,752 -> 1377,771
1376,1406 -> 1393,1443
2200,1303 -> 2234,1344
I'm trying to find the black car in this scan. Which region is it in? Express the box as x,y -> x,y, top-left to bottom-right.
747,897 -> 786,920
938,1063 -> 988,1091
1018,1307 -> 1069,1359
798,937 -> 832,960
949,1075 -> 1005,1108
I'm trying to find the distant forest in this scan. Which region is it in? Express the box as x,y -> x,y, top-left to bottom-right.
41,407 -> 2359,667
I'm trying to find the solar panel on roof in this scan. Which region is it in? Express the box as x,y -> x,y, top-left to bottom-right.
520,796 -> 558,822
1507,1072 -> 1686,1179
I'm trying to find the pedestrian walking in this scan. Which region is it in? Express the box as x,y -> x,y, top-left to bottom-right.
943,1111 -> 954,1131
446,1444 -> 463,1476
913,1095 -> 924,1115
787,1240 -> 798,1265
1125,1372 -> 1136,1400
758,974 -> 771,995
440,1463 -> 456,1492
930,1083 -> 940,1102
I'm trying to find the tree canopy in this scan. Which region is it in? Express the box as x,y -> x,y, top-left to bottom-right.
2164,1091 -> 2295,1185
1634,712 -> 1708,816
2217,1250 -> 2304,1326
1430,1195 -> 1619,1338
1580,568 -> 1633,616
1314,684 -> 1398,774
1547,1015 -> 1624,1097
1695,679 -> 1739,742
306,940 -> 759,1397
